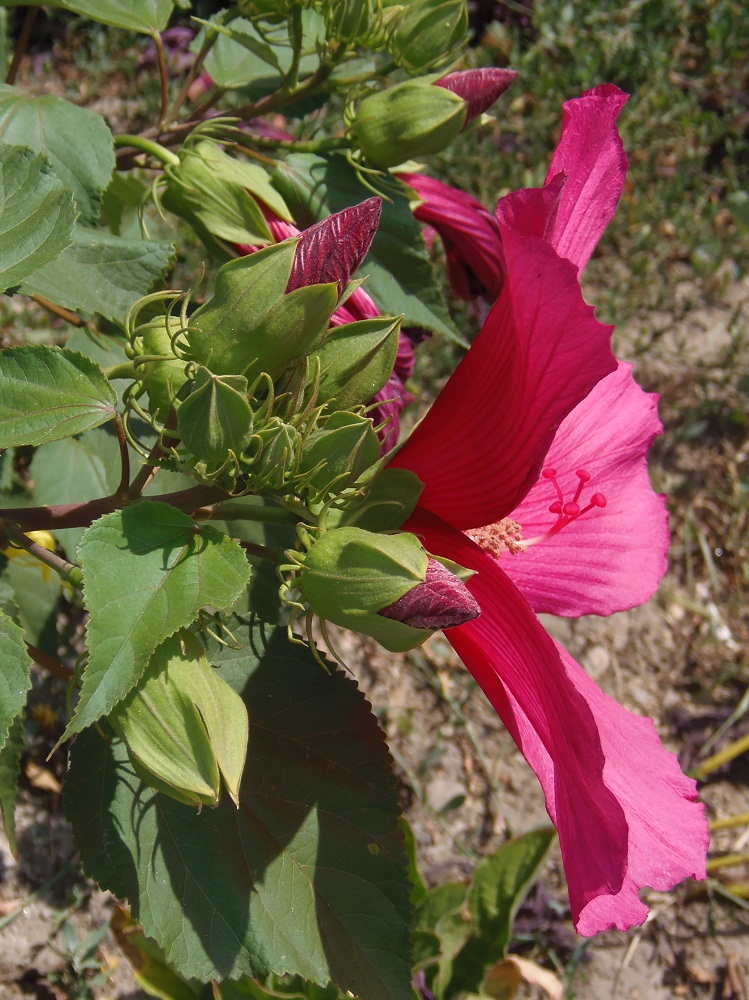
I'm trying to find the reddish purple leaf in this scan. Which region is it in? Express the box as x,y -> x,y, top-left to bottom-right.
287,197 -> 382,293
379,559 -> 480,630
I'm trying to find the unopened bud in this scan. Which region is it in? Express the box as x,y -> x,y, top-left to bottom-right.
324,0 -> 375,43
379,558 -> 479,628
134,315 -> 189,422
436,68 -> 519,124
300,412 -> 381,500
386,0 -> 468,73
110,631 -> 248,809
299,527 -> 478,651
288,198 -> 382,294
350,79 -> 466,168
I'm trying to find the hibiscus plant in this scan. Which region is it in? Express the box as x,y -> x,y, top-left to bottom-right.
0,2 -> 708,999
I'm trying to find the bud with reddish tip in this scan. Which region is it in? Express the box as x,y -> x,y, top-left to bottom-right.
379,557 -> 479,629
435,68 -> 519,124
287,197 -> 382,294
299,526 -> 480,651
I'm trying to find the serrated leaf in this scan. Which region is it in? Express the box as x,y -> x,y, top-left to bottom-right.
1,554 -> 61,651
0,608 -> 32,755
0,144 -> 77,291
65,619 -> 412,1000
67,502 -> 252,736
272,154 -> 463,343
0,712 -> 24,856
0,85 -> 114,225
0,346 -> 117,447
20,225 -> 174,323
58,0 -> 174,32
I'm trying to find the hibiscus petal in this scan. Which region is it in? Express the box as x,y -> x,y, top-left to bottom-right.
399,171 -> 505,300
496,85 -> 627,274
503,362 -> 669,615
408,510 -> 707,936
406,510 -> 630,920
547,84 -> 628,272
555,642 -> 708,935
390,228 -> 616,530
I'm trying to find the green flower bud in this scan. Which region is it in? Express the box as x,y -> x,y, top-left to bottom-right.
187,242 -> 338,381
135,315 -> 189,422
299,412 -> 381,499
349,79 -> 467,168
324,0 -> 374,42
109,631 -> 249,809
387,0 -> 468,73
244,418 -> 302,490
177,367 -> 253,466
300,526 -> 433,651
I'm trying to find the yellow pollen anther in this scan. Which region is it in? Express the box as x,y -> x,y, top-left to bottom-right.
467,518 -> 524,557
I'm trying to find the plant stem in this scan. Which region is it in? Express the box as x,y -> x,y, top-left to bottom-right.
0,485 -> 228,533
31,294 -> 85,328
286,5 -> 304,91
199,500 -> 300,525
239,540 -> 280,562
236,135 -> 350,154
112,413 -> 131,503
150,30 -> 170,131
165,30 -> 215,128
0,521 -> 83,588
5,5 -> 38,85
103,361 -> 140,380
26,643 -> 74,683
113,134 -> 180,167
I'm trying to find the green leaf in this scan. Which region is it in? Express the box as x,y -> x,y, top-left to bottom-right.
448,828 -> 557,993
58,0 -> 175,32
0,144 -> 77,291
0,346 -> 117,447
30,428 -> 122,555
0,712 -> 24,856
0,85 -> 114,225
272,153 -> 463,343
1,555 -> 61,651
0,608 -> 32,755
66,619 -> 412,999
67,502 -> 252,736
20,225 -> 174,323
202,15 -> 320,92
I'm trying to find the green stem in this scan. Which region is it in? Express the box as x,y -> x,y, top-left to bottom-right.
113,134 -> 180,167
103,361 -> 140,380
5,5 -> 37,86
237,135 -> 350,154
286,6 -> 304,90
165,30 -> 216,128
199,500 -> 300,525
150,30 -> 170,131
112,413 -> 131,503
0,521 -> 83,589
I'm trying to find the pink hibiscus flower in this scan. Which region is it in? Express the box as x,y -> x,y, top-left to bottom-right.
388,85 -> 709,935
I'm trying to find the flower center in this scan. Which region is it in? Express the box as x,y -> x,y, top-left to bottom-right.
467,467 -> 607,556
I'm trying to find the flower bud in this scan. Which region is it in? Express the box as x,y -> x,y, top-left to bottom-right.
299,527 -> 478,651
435,68 -> 519,124
386,0 -> 468,73
288,198 -> 382,295
300,412 -> 381,500
134,315 -> 189,422
350,79 -> 467,168
323,0 -> 375,43
176,367 -> 253,466
109,631 -> 248,809
244,418 -> 302,490
379,557 -> 479,628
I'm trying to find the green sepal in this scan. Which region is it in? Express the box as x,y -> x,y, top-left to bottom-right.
299,412 -> 380,500
185,242 -> 338,382
244,418 -> 301,491
350,79 -> 467,168
177,368 -> 253,466
300,526 -> 433,651
340,467 -> 424,532
308,315 -> 401,409
161,140 -> 288,247
109,631 -> 249,809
